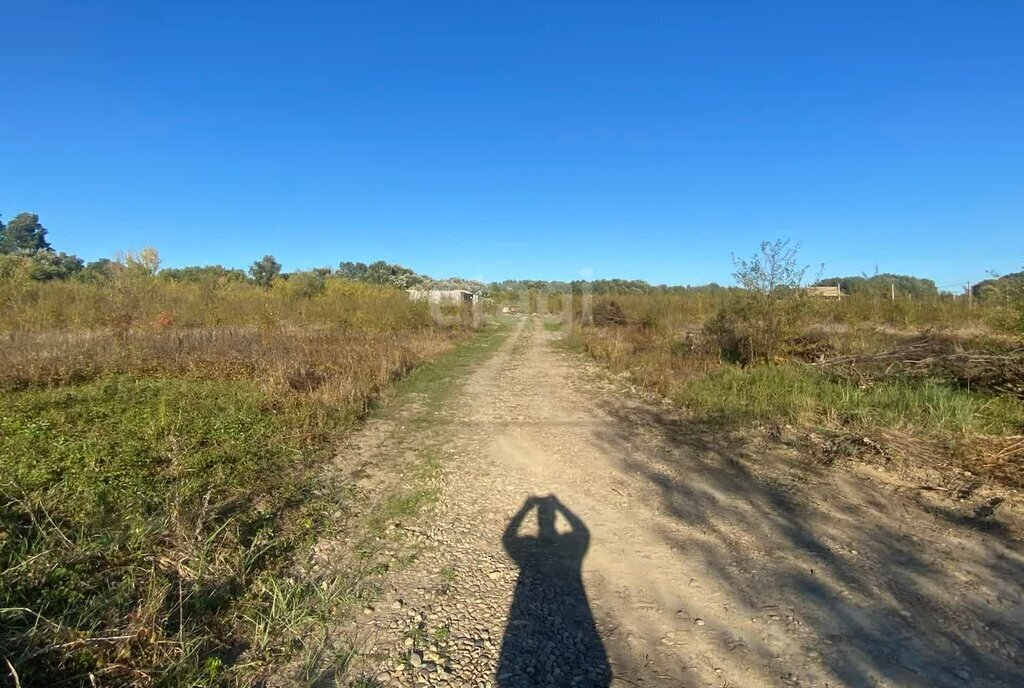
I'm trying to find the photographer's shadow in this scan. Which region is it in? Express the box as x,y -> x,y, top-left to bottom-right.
497,495 -> 611,687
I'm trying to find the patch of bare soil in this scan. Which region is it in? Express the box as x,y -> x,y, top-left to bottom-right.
341,317 -> 1024,687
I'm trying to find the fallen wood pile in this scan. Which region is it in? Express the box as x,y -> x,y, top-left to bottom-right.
812,335 -> 1024,399
975,434 -> 1024,488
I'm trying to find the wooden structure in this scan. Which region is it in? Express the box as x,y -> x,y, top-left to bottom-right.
806,285 -> 843,300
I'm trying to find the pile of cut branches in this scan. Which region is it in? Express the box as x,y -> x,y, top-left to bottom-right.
813,334 -> 1024,399
973,435 -> 1024,488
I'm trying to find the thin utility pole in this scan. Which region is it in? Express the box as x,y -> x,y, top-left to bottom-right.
890,283 -> 895,302
967,282 -> 973,310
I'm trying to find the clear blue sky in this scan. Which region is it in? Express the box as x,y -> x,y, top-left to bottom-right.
3,1 -> 1023,288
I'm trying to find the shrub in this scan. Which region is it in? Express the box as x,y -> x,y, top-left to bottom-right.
705,289 -> 811,365
711,240 -> 812,364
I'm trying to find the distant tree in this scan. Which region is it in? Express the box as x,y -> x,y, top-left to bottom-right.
120,247 -> 160,276
249,254 -> 282,288
364,260 -> 422,289
337,261 -> 369,280
815,275 -> 868,295
1009,275 -> 1024,335
972,269 -> 1024,334
29,250 -> 84,281
487,278 -> 732,297
426,276 -> 487,293
0,212 -> 52,254
973,271 -> 1024,300
339,259 -> 424,289
732,240 -> 808,295
79,258 -> 118,282
160,265 -> 248,283
814,273 -> 938,299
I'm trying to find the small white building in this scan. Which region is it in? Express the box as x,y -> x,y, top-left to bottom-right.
407,289 -> 479,304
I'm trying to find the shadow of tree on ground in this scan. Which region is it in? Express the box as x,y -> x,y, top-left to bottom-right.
594,401 -> 1024,687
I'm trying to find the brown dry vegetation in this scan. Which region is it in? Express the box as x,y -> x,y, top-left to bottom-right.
565,291 -> 1024,489
1,327 -> 458,405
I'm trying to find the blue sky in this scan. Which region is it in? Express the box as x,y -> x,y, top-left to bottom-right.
2,1 -> 1022,288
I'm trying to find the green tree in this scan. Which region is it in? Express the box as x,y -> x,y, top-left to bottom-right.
0,212 -> 51,254
120,247 -> 160,276
79,258 -> 118,282
732,240 -> 807,295
28,250 -> 84,281
363,260 -> 422,288
160,265 -> 248,284
249,254 -> 282,288
339,259 -> 424,289
815,273 -> 939,299
278,270 -> 326,298
337,261 -> 369,280
973,271 -> 1024,302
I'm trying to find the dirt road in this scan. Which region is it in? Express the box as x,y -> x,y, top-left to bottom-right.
351,317 -> 1023,687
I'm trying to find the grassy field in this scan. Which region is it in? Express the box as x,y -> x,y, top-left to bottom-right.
0,273 -> 494,686
564,291 -> 1024,487
675,365 -> 1024,435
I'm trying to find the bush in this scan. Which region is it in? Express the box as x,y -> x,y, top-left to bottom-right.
704,291 -> 810,365
711,240 -> 812,364
276,270 -> 325,299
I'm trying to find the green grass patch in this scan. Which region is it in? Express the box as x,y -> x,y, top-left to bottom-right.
0,377 -> 348,685
542,319 -> 563,332
360,325 -> 509,536
379,490 -> 437,521
675,365 -> 1024,436
433,624 -> 452,644
390,322 -> 509,408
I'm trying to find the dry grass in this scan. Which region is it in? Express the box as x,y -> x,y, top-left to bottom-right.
0,326 -> 461,409
0,272 -> 433,332
567,294 -> 1024,489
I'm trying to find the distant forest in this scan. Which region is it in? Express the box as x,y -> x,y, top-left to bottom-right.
3,210 -> 1019,300
812,274 -> 940,299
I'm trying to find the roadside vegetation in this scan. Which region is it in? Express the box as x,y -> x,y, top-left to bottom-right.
562,241 -> 1024,488
0,213 -> 487,686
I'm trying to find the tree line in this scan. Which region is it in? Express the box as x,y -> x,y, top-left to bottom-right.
972,271 -> 1024,300
2,211 -> 1002,299
813,274 -> 940,300
0,212 -> 483,292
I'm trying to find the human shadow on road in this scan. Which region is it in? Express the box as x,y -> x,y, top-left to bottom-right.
497,495 -> 611,688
